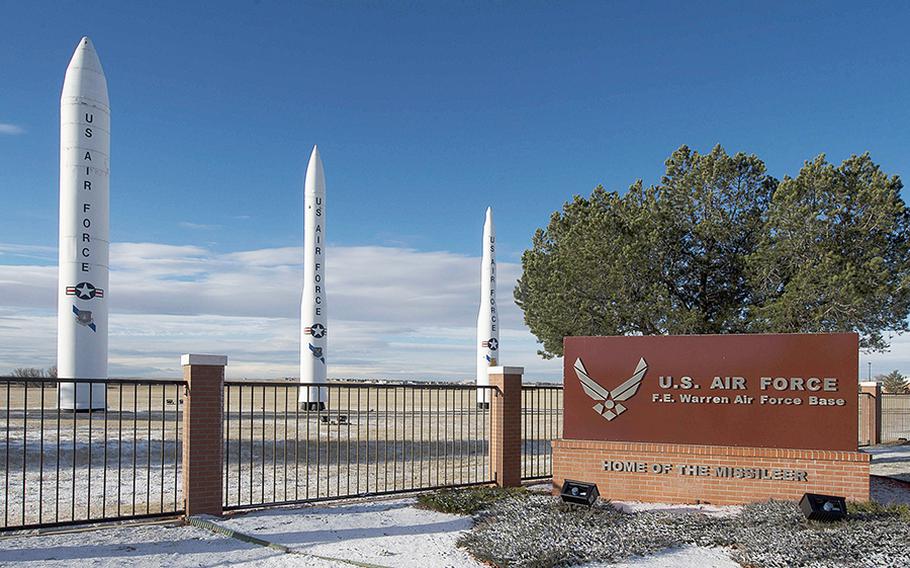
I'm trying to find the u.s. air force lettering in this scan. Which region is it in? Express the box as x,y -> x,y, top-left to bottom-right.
563,333 -> 859,451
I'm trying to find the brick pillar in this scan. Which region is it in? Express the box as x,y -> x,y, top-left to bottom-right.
489,366 -> 523,487
860,381 -> 882,445
181,354 -> 227,517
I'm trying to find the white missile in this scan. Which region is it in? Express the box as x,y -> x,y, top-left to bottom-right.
57,37 -> 109,410
300,146 -> 328,410
476,207 -> 498,407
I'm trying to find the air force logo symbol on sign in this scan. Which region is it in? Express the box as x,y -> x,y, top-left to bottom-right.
574,357 -> 648,421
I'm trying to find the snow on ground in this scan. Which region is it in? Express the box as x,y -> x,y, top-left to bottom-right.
871,474 -> 910,505
866,443 -> 910,482
0,497 -> 743,568
221,497 -> 484,568
3,481 -> 908,568
8,480 -> 910,568
609,500 -> 741,517
0,498 -> 484,568
3,445 -> 909,568
0,522 -> 334,567
580,547 -> 738,568
865,443 -> 910,504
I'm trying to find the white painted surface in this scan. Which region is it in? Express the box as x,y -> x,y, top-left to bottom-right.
300,146 -> 328,406
58,36 -> 109,410
489,366 -> 524,376
180,354 -> 228,367
476,207 -> 498,404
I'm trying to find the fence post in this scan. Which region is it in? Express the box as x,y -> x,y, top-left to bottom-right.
181,354 -> 227,517
860,381 -> 882,445
489,366 -> 523,487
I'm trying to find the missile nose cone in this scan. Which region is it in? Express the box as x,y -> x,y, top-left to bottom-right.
63,36 -> 108,103
67,36 -> 104,74
305,144 -> 325,194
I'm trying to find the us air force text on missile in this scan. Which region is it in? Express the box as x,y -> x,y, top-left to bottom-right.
651,375 -> 847,406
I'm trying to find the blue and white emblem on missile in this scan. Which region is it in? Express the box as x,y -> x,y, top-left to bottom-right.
304,323 -> 326,338
72,305 -> 97,332
308,343 -> 325,363
66,282 -> 104,300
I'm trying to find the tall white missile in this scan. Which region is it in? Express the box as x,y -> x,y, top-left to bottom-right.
476,207 -> 498,407
58,37 -> 109,410
300,146 -> 328,410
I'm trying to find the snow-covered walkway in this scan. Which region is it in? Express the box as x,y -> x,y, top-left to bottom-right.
3,445 -> 909,568
1,497 -> 743,567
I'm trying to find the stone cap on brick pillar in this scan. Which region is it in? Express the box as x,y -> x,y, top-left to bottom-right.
488,366 -> 524,375
181,354 -> 228,367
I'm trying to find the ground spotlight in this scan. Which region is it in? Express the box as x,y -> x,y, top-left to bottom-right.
799,493 -> 847,521
560,479 -> 599,506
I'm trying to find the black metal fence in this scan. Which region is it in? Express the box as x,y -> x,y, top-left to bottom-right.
858,392 -> 875,447
223,382 -> 496,511
521,384 -> 563,480
882,393 -> 910,442
0,378 -> 185,531
1,376 -> 565,529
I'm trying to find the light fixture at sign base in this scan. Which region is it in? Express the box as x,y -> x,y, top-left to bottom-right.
799,493 -> 847,521
560,479 -> 599,506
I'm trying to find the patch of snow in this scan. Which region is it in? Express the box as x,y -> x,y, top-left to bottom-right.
0,522 -> 333,567
865,443 -> 910,482
221,497 -> 484,567
576,546 -> 738,567
609,501 -> 741,518
871,475 -> 910,505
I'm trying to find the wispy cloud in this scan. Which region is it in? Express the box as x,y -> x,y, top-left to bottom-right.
179,221 -> 221,230
0,243 -> 56,262
0,123 -> 25,135
0,242 -> 561,381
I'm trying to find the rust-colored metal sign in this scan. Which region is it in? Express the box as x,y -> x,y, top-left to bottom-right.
563,333 -> 858,451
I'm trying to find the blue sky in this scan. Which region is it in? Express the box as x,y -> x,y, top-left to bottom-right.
1,1 -> 909,379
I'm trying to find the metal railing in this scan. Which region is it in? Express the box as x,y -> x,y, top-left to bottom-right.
223,382 -> 495,511
0,378 -> 185,531
521,384 -> 563,480
858,392 -> 874,447
882,393 -> 910,442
